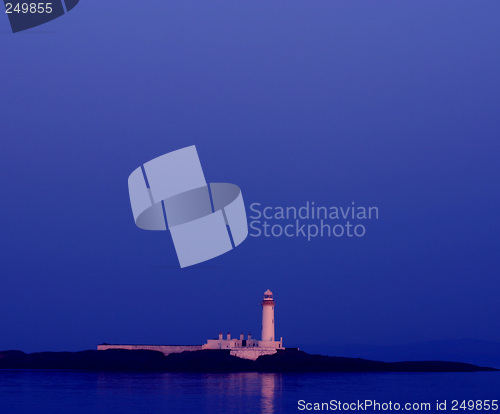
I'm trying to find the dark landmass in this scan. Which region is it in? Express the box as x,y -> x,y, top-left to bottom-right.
305,339 -> 500,369
0,349 -> 497,373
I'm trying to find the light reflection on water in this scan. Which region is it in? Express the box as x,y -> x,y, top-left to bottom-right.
95,371 -> 282,414
0,370 -> 499,414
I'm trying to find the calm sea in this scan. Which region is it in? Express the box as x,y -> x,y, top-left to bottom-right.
0,370 -> 499,414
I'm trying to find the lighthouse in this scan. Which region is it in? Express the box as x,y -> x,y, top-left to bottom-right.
99,288 -> 285,360
261,289 -> 275,342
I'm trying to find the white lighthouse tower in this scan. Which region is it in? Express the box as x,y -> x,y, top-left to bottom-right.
261,289 -> 275,342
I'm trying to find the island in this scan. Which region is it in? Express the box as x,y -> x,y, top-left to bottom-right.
0,349 -> 496,373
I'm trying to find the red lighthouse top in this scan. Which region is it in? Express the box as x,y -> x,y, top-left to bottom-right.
262,289 -> 275,306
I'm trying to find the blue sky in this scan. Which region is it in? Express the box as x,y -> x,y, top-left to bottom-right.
1,1 -> 499,352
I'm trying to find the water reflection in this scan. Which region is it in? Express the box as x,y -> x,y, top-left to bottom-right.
199,372 -> 281,414
260,373 -> 280,414
4,371 -> 499,414
96,372 -> 282,414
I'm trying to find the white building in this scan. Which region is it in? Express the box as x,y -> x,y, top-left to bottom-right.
98,290 -> 284,361
201,289 -> 284,359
